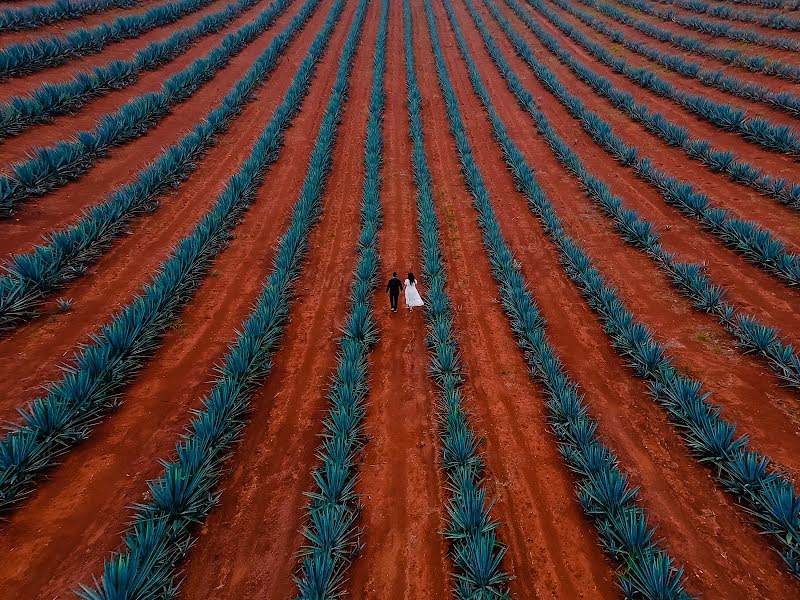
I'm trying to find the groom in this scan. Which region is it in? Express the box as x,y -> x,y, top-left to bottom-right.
386,272 -> 403,313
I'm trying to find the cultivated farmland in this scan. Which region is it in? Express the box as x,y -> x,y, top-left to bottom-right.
0,0 -> 799,596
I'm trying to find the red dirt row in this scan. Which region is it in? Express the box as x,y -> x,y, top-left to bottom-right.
0,0 -> 158,47
431,0 -> 799,595
178,0 -> 378,594
0,0 -> 231,100
348,2 -> 450,597
0,0 -> 359,596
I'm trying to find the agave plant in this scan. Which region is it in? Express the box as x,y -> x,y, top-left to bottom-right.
432,1 -> 694,596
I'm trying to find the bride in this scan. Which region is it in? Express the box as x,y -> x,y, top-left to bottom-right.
404,272 -> 424,311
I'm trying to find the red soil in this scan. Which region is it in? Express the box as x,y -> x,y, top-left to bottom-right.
1,0 -> 800,596
0,1 -> 352,597
0,0 -> 231,101
0,0 -> 159,47
434,0 -> 799,594
348,1 -> 450,596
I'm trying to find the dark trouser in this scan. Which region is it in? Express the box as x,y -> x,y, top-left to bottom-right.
390,290 -> 399,311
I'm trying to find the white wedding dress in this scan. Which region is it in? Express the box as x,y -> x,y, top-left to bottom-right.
404,278 -> 424,309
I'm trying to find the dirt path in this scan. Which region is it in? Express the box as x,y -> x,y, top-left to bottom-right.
431,0 -> 799,594
176,1 -> 378,596
347,2 -> 450,597
0,0 -> 329,421
0,1 -> 360,596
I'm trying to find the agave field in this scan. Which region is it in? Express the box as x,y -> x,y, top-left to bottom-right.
1,0 -> 800,597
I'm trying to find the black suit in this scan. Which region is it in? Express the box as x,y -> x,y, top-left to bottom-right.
386,277 -> 402,311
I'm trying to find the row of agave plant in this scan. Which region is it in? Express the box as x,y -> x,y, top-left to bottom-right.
428,0 -> 692,596
571,0 -> 800,80
0,0 -> 141,33
503,0 -> 800,212
574,0 -> 800,116
0,0 -> 266,139
536,0 -> 800,158
293,0 -> 387,596
468,0 -> 800,392
508,0 -> 800,291
74,0 -> 366,595
607,0 -> 800,49
654,0 -> 800,30
725,0 -> 799,8
405,0 -> 510,596
0,0 -> 322,334
0,0 -> 348,516
449,0 -> 800,577
0,0 -> 296,216
0,0 -> 217,80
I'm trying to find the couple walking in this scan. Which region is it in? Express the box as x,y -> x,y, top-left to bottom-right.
386,272 -> 424,313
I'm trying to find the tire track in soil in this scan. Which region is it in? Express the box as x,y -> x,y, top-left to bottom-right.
0,2 -> 359,595
0,0 -> 160,47
413,0 -> 620,596
0,0 -> 270,168
175,2 -> 378,596
0,0 -> 298,255
573,0 -> 800,128
347,1 -> 450,596
521,0 -> 800,177
438,0 -> 800,594
465,0 -> 800,474
0,0 -> 328,420
0,0 -> 230,100
493,0 -> 800,334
